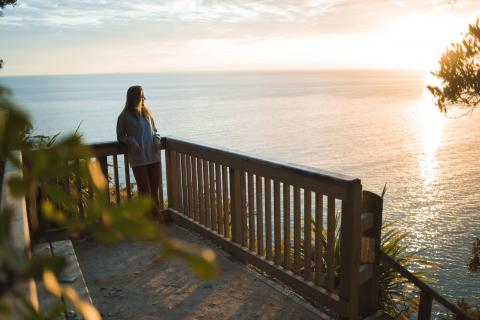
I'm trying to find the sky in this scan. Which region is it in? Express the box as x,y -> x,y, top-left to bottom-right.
1,0 -> 479,76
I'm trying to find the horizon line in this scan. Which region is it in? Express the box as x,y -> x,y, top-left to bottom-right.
0,67 -> 429,78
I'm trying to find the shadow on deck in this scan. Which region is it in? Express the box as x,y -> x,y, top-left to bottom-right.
75,224 -> 332,320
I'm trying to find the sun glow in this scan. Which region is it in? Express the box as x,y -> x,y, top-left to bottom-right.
379,13 -> 471,70
418,95 -> 446,191
185,13 -> 473,72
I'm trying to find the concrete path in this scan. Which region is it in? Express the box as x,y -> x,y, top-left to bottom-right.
74,224 -> 333,320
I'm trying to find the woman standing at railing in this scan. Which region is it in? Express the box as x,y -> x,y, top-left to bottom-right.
116,85 -> 162,220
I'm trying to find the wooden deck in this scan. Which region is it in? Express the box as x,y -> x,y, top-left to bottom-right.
74,224 -> 334,320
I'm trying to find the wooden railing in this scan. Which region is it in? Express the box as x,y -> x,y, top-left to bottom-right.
380,252 -> 469,320
164,137 -> 366,318
23,137 -> 471,319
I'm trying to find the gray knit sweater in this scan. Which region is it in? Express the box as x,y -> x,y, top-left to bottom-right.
116,109 -> 161,167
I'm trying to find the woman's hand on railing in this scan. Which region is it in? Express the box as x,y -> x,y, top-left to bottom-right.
153,135 -> 162,151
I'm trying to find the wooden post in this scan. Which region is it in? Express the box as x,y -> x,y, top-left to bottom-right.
418,291 -> 433,320
98,156 -> 109,206
339,180 -> 362,320
229,167 -> 242,244
359,190 -> 383,317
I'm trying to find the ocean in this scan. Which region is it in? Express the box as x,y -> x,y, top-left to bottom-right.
1,70 -> 479,306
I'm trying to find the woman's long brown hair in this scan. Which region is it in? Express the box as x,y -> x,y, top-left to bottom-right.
124,85 -> 153,120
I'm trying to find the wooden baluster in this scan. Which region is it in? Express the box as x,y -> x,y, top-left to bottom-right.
304,189 -> 312,281
123,155 -> 131,199
293,186 -> 301,275
175,152 -> 182,210
327,196 -> 336,292
113,155 -> 120,204
418,291 -> 433,320
274,180 -> 281,265
192,157 -> 199,221
209,161 -> 217,231
248,173 -> 255,251
240,171 -> 247,247
265,178 -> 272,260
283,183 -> 291,270
204,160 -> 211,228
216,163 -> 223,234
315,192 -> 324,287
186,154 -> 193,218
181,153 -> 188,213
222,165 -> 229,238
229,167 -> 242,244
169,151 -> 179,210
256,176 -> 264,256
197,159 -> 205,224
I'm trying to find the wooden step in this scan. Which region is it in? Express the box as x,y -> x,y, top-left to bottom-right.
33,240 -> 92,317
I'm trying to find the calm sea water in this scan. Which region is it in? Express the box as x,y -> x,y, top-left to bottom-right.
1,71 -> 479,306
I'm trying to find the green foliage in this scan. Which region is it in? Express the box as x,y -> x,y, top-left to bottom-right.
441,298 -> 480,320
378,222 -> 436,319
0,0 -> 16,9
428,19 -> 480,115
306,213 -> 435,319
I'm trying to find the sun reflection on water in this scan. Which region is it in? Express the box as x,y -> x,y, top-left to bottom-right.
418,97 -> 445,193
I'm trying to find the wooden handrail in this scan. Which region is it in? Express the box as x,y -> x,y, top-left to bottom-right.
165,137 -> 358,184
165,137 -> 359,200
379,251 -> 470,319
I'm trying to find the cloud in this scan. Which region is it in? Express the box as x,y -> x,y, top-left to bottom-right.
2,0 -> 480,75
3,0 -> 478,36
0,0 -> 337,27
